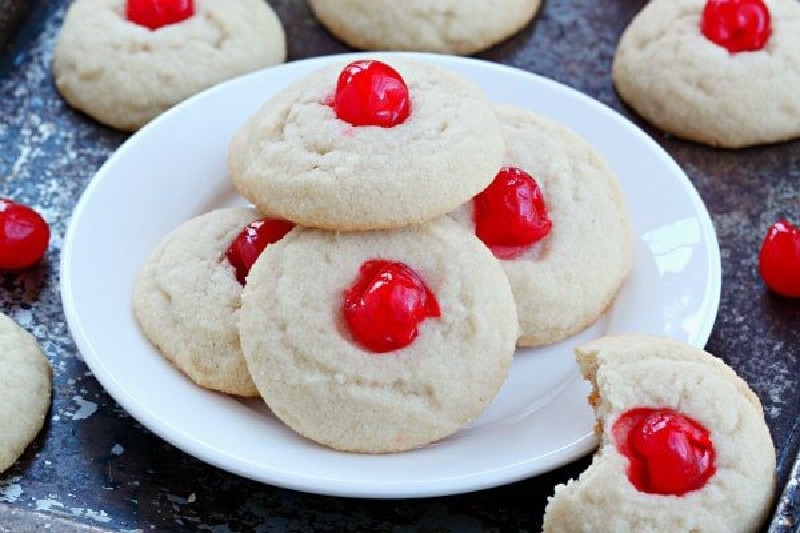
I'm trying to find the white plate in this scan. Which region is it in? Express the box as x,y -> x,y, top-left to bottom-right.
60,53 -> 721,499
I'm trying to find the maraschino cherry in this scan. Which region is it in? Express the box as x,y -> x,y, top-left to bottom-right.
759,219 -> 800,298
343,260 -> 440,353
0,199 -> 50,270
613,408 -> 716,496
127,0 -> 195,31
333,60 -> 411,128
473,167 -> 552,259
225,217 -> 294,285
701,0 -> 772,53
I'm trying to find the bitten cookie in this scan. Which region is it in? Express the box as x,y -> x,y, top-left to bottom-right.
542,335 -> 776,533
53,0 -> 286,131
238,217 -> 519,453
451,105 -> 633,347
613,0 -> 800,148
133,207 -> 268,397
228,58 -> 505,231
308,0 -> 541,55
0,313 -> 52,474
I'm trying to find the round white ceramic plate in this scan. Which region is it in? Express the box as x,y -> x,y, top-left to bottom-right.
61,53 -> 721,499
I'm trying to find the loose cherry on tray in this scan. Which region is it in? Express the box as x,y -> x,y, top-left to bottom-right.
701,0 -> 772,53
342,260 -> 440,353
127,0 -> 195,31
0,199 -> 50,270
613,408 -> 716,496
759,219 -> 800,298
333,60 -> 411,128
225,217 -> 295,285
473,166 -> 552,259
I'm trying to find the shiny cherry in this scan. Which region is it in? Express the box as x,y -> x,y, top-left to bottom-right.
343,260 -> 440,353
126,0 -> 195,31
759,219 -> 800,298
701,0 -> 772,53
473,167 -> 552,259
225,217 -> 294,285
333,60 -> 411,128
0,199 -> 50,270
613,408 -> 716,496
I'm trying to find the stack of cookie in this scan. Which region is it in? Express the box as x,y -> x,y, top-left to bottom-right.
133,56 -> 634,453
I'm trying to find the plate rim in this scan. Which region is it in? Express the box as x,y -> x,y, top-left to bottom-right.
59,52 -> 721,499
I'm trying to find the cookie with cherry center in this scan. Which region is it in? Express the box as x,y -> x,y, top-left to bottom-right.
228,57 -> 505,231
450,104 -> 633,347
52,0 -> 286,131
237,216 -> 519,453
613,0 -> 800,148
132,207 -> 294,397
541,335 -> 776,532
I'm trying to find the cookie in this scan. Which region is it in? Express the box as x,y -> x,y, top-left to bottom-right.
450,105 -> 633,347
542,335 -> 776,533
613,0 -> 800,148
228,58 -> 505,231
308,0 -> 541,55
0,313 -> 52,474
238,217 -> 519,453
53,0 -> 286,131
133,207 -> 268,397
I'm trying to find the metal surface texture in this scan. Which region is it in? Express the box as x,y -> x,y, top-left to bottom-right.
0,0 -> 798,531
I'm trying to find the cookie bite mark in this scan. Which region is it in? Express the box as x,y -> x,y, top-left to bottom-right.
613,408 -> 716,496
472,166 -> 552,260
127,0 -> 195,30
333,60 -> 411,128
701,0 -> 772,53
343,260 -> 440,353
225,217 -> 295,285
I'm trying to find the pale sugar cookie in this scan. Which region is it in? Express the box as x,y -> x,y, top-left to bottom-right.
613,0 -> 800,148
133,207 -> 277,397
238,217 -> 518,453
308,0 -> 542,55
0,313 -> 52,474
542,335 -> 776,533
228,58 -> 504,231
451,104 -> 633,347
53,0 -> 286,131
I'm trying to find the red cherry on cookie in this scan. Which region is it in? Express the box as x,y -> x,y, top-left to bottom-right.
343,260 -> 440,353
126,0 -> 195,31
0,199 -> 50,270
473,166 -> 553,259
333,60 -> 411,128
701,0 -> 772,53
759,219 -> 800,298
225,217 -> 294,285
613,408 -> 716,496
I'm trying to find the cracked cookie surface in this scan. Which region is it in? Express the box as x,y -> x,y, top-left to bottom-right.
450,105 -> 633,347
238,217 -> 518,453
308,0 -> 541,55
0,313 -> 51,474
228,58 -> 504,231
133,207 -> 261,397
613,0 -> 800,148
53,0 -> 286,131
